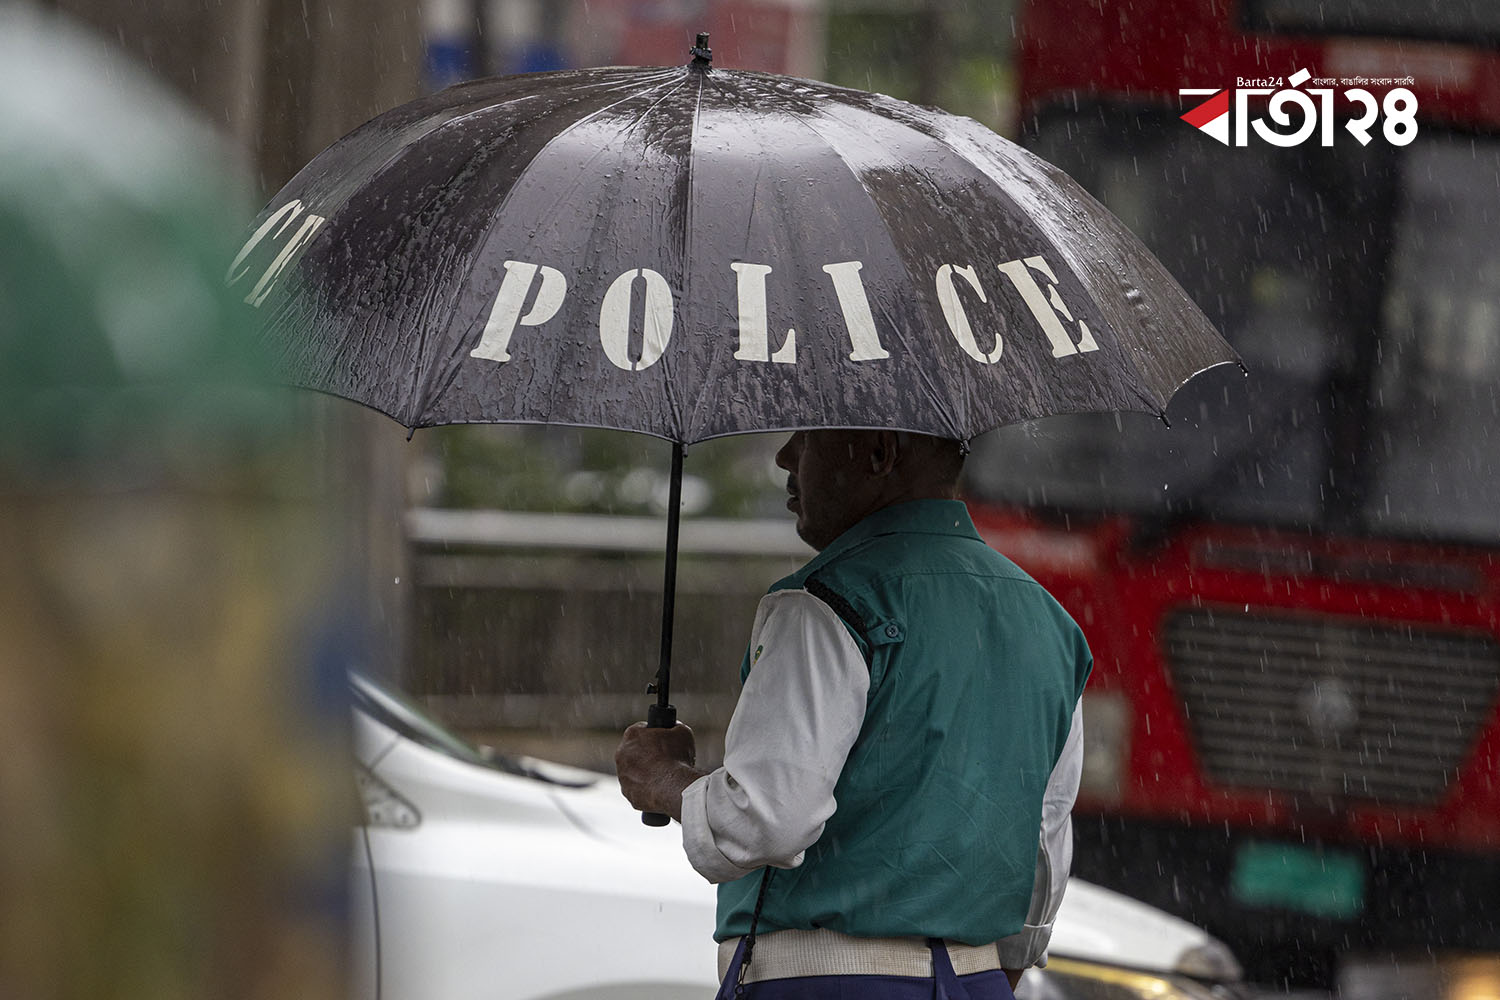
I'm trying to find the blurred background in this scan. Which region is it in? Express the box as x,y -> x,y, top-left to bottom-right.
5,0 -> 1499,997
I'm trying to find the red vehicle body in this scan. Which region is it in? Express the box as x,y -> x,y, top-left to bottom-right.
966,1 -> 1500,988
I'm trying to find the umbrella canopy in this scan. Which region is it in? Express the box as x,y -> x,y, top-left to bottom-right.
233,43 -> 1239,824
231,47 -> 1236,444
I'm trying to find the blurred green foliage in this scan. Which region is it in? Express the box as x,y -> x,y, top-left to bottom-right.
824,1 -> 1019,134
426,425 -> 790,518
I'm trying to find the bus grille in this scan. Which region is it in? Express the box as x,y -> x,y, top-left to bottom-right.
1163,608 -> 1500,807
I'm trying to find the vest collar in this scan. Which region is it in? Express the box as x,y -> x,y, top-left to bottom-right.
799,499 -> 980,576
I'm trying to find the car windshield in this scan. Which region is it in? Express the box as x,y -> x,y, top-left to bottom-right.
966,108 -> 1500,546
351,672 -> 594,786
352,672 -> 491,765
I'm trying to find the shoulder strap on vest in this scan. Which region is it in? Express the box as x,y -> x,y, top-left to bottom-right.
804,576 -> 870,642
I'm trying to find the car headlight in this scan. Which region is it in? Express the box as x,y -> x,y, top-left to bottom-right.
1017,958 -> 1248,1000
1174,941 -> 1242,982
355,765 -> 420,829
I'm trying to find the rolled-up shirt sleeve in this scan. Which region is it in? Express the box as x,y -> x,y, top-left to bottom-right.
681,589 -> 870,884
996,696 -> 1084,968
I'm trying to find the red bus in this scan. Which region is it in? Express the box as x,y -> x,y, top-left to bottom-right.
967,1 -> 1500,989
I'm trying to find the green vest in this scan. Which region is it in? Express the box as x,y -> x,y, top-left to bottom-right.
714,500 -> 1092,945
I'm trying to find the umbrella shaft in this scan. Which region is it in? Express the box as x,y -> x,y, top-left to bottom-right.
655,441 -> 685,710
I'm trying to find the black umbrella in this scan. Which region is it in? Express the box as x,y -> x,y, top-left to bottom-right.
231,36 -> 1237,822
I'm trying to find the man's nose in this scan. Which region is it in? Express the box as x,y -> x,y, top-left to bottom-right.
774,433 -> 800,471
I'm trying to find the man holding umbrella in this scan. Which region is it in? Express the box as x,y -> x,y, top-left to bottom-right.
616,427 -> 1090,999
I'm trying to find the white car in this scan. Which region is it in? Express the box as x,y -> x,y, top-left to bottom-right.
349,673 -> 1249,1000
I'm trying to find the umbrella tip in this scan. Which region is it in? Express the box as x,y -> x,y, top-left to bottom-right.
690,31 -> 712,68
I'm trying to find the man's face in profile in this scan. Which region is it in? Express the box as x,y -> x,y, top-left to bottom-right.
775,430 -> 879,551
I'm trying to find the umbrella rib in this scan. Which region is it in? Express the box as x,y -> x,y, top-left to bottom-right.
671,70 -> 706,444
619,74 -> 695,134
679,71 -> 736,442
673,70 -> 712,443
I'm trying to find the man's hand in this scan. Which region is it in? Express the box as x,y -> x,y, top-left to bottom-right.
614,721 -> 707,822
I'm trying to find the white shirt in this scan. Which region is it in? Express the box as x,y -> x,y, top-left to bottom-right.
680,588 -> 1085,969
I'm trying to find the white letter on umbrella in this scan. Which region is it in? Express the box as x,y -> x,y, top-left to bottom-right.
996,255 -> 1099,358
471,260 -> 567,362
600,268 -> 674,371
936,263 -> 1002,364
822,261 -> 891,362
731,262 -> 796,364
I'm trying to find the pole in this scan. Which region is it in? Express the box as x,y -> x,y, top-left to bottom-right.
641,440 -> 684,827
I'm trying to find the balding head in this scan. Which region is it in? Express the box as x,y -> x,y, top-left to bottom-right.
774,430 -> 966,550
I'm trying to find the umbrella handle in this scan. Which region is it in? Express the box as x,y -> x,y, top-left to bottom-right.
640,701 -> 678,827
